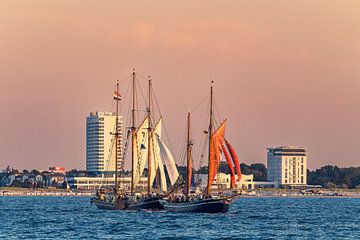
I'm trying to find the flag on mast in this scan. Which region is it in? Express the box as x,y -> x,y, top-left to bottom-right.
113,91 -> 121,100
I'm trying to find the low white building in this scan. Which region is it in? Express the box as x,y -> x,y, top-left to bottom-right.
267,146 -> 307,188
195,173 -> 254,191
66,173 -> 147,191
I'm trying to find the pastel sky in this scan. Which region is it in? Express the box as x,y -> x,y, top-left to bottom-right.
0,1 -> 359,170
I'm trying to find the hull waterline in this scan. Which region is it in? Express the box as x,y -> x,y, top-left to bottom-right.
127,197 -> 164,210
91,198 -> 127,210
91,196 -> 164,211
161,198 -> 230,213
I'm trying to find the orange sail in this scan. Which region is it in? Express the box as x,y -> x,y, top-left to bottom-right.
220,141 -> 235,188
208,121 -> 227,191
225,139 -> 242,181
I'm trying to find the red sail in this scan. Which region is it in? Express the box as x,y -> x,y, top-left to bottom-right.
225,139 -> 242,181
220,141 -> 235,188
208,121 -> 227,190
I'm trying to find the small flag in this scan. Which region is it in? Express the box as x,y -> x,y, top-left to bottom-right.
113,91 -> 122,100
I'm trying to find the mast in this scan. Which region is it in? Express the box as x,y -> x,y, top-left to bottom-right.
147,76 -> 153,195
115,80 -> 120,193
186,112 -> 192,198
131,68 -> 136,194
207,80 -> 214,196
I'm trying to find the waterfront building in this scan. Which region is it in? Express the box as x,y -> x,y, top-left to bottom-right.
195,173 -> 254,191
66,171 -> 147,191
86,112 -> 123,172
267,146 -> 307,188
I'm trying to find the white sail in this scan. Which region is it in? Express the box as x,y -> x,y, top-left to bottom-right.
152,118 -> 167,191
150,120 -> 159,186
158,156 -> 167,192
133,116 -> 149,187
156,136 -> 179,185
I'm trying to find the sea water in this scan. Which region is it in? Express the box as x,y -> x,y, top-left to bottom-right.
0,196 -> 359,239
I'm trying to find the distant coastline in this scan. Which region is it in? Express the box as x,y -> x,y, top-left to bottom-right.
0,187 -> 91,197
2,187 -> 360,198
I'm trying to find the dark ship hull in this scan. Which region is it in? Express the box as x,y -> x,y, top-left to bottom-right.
91,198 -> 127,210
161,198 -> 230,213
127,197 -> 164,210
91,196 -> 164,211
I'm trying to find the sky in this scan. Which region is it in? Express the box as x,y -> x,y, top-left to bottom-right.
0,0 -> 359,171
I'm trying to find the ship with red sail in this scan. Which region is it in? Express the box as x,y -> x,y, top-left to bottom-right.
161,81 -> 241,213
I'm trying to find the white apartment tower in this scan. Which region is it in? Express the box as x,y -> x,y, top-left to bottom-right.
86,112 -> 123,172
267,146 -> 307,188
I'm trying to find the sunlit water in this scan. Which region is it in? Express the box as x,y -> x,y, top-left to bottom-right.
0,197 -> 359,239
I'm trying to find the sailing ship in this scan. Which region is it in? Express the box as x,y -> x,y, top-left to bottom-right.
91,69 -> 180,210
91,79 -> 128,210
161,81 -> 241,213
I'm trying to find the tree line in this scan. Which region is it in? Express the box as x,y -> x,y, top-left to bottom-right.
307,165 -> 360,189
186,163 -> 360,189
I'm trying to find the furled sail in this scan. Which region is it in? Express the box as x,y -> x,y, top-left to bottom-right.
220,141 -> 235,188
187,149 -> 192,196
225,139 -> 242,181
156,136 -> 179,186
132,116 -> 149,187
208,120 -> 227,189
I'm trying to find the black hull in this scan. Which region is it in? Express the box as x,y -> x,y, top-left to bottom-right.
91,197 -> 163,211
162,198 -> 230,213
127,197 -> 164,210
91,198 -> 127,210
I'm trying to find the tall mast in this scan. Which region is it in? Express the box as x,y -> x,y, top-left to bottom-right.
131,68 -> 136,194
147,76 -> 153,195
115,80 -> 120,193
207,80 -> 214,196
186,111 -> 192,198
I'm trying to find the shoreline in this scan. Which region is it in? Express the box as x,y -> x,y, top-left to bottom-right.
2,190 -> 360,198
0,189 -> 92,197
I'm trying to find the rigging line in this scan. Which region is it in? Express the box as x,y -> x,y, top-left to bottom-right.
135,79 -> 140,128
121,75 -> 133,102
110,78 -> 132,115
196,101 -> 210,170
101,126 -> 116,187
120,76 -> 132,119
213,97 -> 223,127
136,73 -> 155,81
151,83 -> 162,119
135,77 -> 148,111
179,116 -> 188,167
150,84 -> 161,120
150,83 -> 177,161
116,79 -> 132,164
191,92 -> 210,113
117,73 -> 133,84
149,84 -> 156,126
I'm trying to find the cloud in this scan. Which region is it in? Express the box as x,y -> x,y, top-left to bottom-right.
133,22 -> 155,46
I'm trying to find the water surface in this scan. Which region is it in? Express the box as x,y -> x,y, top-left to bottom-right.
0,197 -> 359,239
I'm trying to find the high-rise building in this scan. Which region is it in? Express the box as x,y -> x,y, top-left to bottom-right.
86,112 -> 123,172
267,146 -> 307,188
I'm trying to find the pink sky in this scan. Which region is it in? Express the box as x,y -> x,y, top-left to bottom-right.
0,1 -> 359,170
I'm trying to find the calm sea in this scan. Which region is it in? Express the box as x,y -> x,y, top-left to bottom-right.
0,196 -> 359,239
